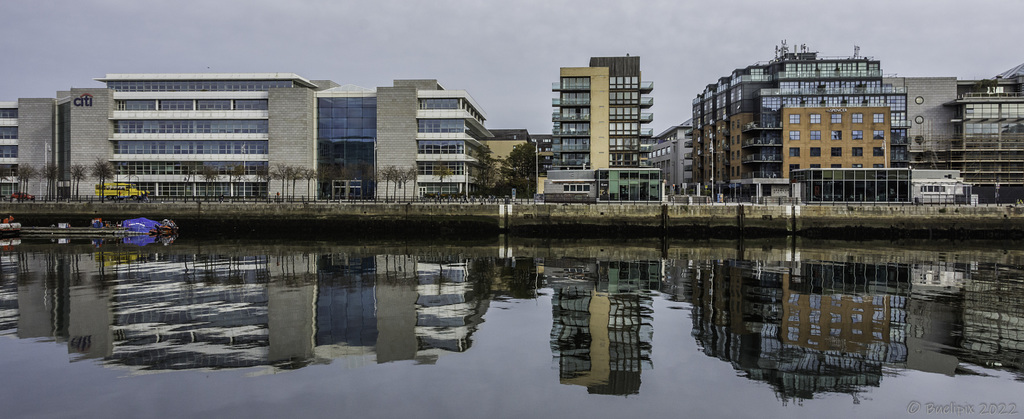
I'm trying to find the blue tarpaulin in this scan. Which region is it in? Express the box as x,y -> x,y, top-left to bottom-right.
121,218 -> 160,233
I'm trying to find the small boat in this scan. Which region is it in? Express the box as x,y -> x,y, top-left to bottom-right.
0,215 -> 21,237
120,218 -> 179,237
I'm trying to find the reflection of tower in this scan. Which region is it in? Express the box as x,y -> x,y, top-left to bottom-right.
413,260 -> 488,364
549,259 -> 655,396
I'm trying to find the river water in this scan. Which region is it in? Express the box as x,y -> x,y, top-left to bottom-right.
0,236 -> 1022,418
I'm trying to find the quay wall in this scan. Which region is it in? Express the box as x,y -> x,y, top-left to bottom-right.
1,202 -> 1022,239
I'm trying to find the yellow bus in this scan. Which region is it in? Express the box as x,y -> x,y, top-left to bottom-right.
95,183 -> 148,200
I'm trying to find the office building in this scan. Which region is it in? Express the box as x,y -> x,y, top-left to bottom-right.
0,74 -> 492,199
691,44 -> 909,198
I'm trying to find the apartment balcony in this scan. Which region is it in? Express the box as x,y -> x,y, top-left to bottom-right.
776,69 -> 883,79
551,144 -> 591,153
891,120 -> 912,129
640,129 -> 653,137
742,154 -> 783,163
639,97 -> 654,108
554,159 -> 590,168
742,122 -> 782,132
731,74 -> 775,85
759,86 -> 907,96
552,82 -> 591,91
552,98 -> 591,107
552,129 -> 590,136
552,113 -> 591,122
639,113 -> 653,123
743,137 -> 783,147
742,171 -> 784,179
639,81 -> 654,93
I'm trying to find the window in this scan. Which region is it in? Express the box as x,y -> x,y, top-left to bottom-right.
789,147 -> 800,157
873,113 -> 884,123
235,99 -> 269,110
789,114 -> 800,124
159,100 -> 193,111
789,131 -> 800,141
810,147 -> 821,157
831,113 -> 842,123
810,164 -> 821,168
789,164 -> 800,172
0,108 -> 18,118
831,130 -> 842,140
563,184 -> 591,193
831,147 -> 842,157
852,113 -> 863,123
810,114 -> 821,124
873,164 -> 885,168
873,130 -> 885,140
810,130 -> 821,140
852,147 -> 863,156
831,164 -> 842,168
852,164 -> 863,168
0,127 -> 16,139
852,130 -> 863,140
418,119 -> 465,133
873,147 -> 885,156
196,100 -> 231,110
420,98 -> 460,109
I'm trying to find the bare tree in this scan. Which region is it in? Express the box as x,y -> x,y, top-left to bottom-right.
254,165 -> 270,198
270,163 -> 290,199
200,165 -> 220,197
302,167 -> 317,199
227,164 -> 245,197
70,164 -> 87,201
89,159 -> 113,201
43,163 -> 59,200
17,165 -> 38,200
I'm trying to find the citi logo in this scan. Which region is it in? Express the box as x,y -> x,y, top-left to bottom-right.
73,93 -> 93,107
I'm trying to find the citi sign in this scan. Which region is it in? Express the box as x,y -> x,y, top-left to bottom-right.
73,93 -> 93,107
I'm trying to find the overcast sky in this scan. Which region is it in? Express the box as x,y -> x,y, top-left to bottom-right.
2,0 -> 1022,135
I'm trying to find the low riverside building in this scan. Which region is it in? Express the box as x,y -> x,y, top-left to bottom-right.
1,74 -> 493,200
542,168 -> 662,203
791,168 -> 971,204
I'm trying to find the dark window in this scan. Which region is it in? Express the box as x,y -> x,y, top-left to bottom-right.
831,147 -> 842,157
852,147 -> 863,156
873,147 -> 885,156
810,147 -> 821,157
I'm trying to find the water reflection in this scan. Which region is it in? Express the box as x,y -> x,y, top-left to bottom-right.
0,238 -> 1022,404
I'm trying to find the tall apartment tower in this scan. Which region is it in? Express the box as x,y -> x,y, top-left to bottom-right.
551,56 -> 653,171
692,45 -> 909,198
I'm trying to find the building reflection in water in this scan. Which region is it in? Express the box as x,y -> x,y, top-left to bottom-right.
0,247 -> 496,374
689,255 -> 1024,402
546,259 -> 657,395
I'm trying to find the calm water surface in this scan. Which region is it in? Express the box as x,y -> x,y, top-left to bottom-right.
1,237 -> 1023,418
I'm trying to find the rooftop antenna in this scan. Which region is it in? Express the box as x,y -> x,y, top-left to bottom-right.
780,40 -> 788,55
854,45 -> 860,58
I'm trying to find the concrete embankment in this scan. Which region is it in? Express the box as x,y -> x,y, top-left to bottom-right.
1,201 -> 1022,239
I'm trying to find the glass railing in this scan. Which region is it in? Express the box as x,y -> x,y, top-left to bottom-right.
742,154 -> 783,163
743,171 -> 784,179
760,86 -> 907,96
743,137 -> 783,147
551,145 -> 591,152
640,97 -> 654,107
640,81 -> 654,91
552,82 -> 591,91
552,98 -> 590,106
777,69 -> 883,79
552,113 -> 591,121
552,129 -> 590,136
640,113 -> 654,122
641,129 -> 653,136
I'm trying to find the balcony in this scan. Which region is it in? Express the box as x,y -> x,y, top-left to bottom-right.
552,113 -> 591,122
742,122 -> 782,132
639,97 -> 654,108
742,154 -> 783,163
639,81 -> 654,93
554,159 -> 590,167
639,113 -> 654,123
743,171 -> 784,179
640,129 -> 653,137
759,86 -> 907,96
552,98 -> 590,107
742,136 -> 783,147
777,69 -> 883,79
552,82 -> 590,91
551,144 -> 591,152
552,129 -> 590,136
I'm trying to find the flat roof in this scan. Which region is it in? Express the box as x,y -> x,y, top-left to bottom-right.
95,73 -> 319,88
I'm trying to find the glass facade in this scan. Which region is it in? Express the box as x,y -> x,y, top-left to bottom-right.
0,109 -> 18,118
114,140 -> 268,155
792,168 -> 911,203
0,146 -> 17,158
0,127 -> 16,139
114,161 -> 267,176
114,120 -> 268,134
316,96 -> 377,198
597,169 -> 662,201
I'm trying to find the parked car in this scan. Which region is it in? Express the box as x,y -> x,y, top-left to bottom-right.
10,192 -> 34,201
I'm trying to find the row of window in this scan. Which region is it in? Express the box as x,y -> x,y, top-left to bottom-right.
0,145 -> 16,158
113,161 -> 267,176
789,130 -> 886,141
789,113 -> 885,124
106,80 -> 294,92
562,184 -> 591,193
965,103 -> 1024,119
114,120 -> 268,134
610,91 -> 640,105
417,119 -> 466,134
0,127 -> 15,139
419,98 -> 460,110
790,163 -> 885,170
788,147 -> 885,157
416,161 -> 465,175
610,122 -> 639,135
609,107 -> 640,119
113,140 -> 268,155
963,122 -> 1024,135
117,99 -> 269,111
418,140 -> 465,155
559,77 -> 590,90
610,76 -> 640,89
0,109 -> 16,119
